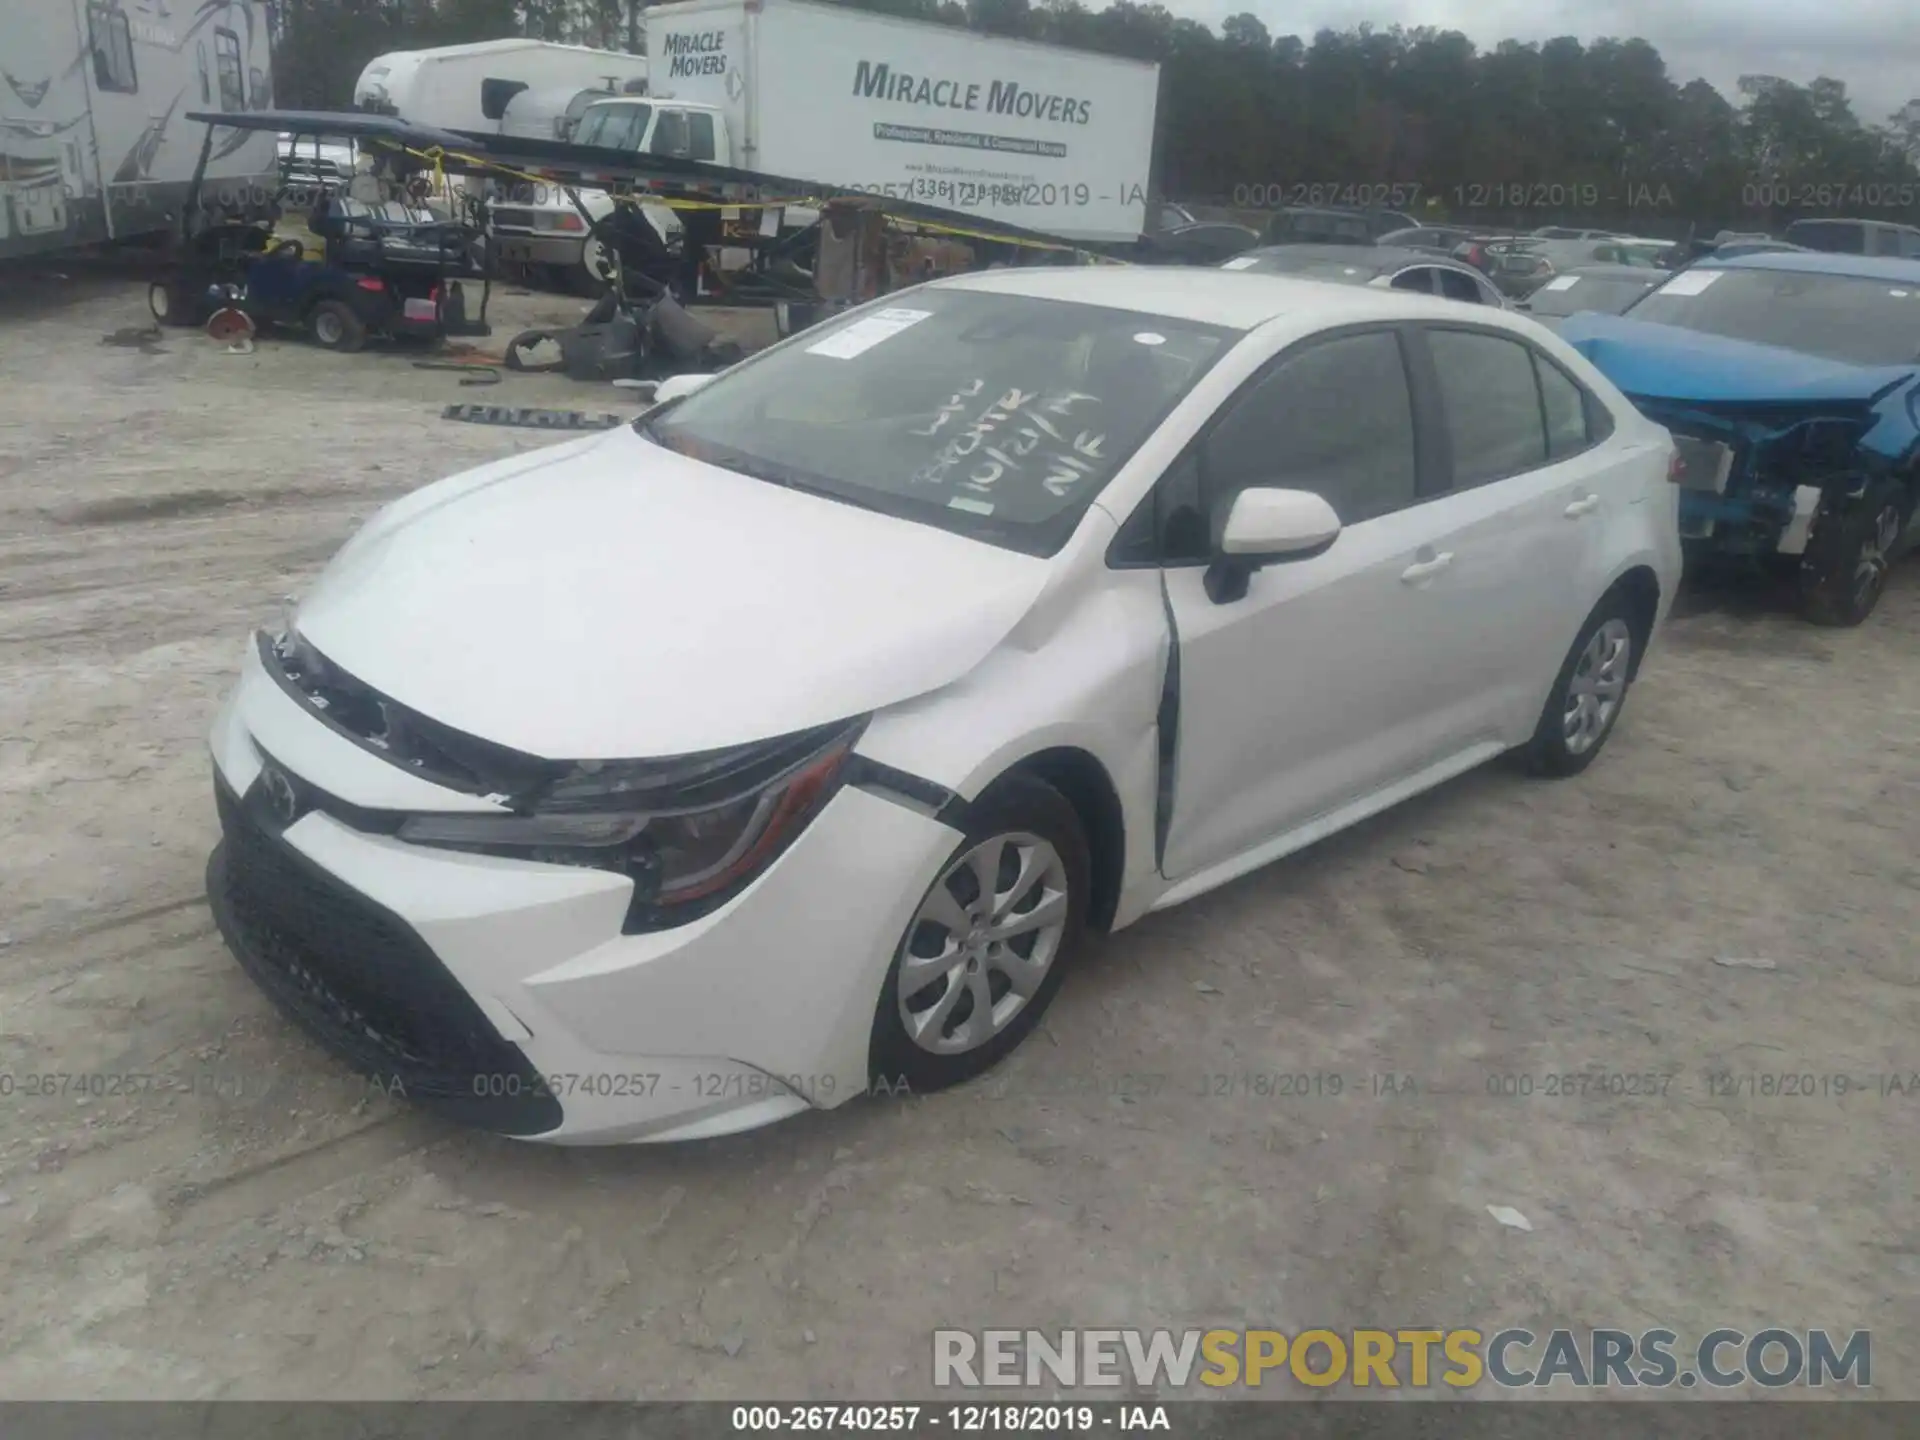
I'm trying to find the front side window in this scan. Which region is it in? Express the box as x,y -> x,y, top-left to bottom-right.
686,111 -> 716,161
1784,220 -> 1864,254
1427,329 -> 1548,487
1203,330 -> 1417,528
1389,268 -> 1434,294
89,3 -> 137,93
1871,225 -> 1903,257
650,109 -> 690,157
640,290 -> 1234,557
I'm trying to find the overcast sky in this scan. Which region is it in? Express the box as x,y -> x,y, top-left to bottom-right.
1168,0 -> 1918,128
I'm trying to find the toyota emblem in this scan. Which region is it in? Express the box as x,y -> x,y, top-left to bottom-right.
260,765 -> 300,825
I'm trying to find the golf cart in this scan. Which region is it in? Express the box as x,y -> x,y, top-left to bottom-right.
151,110 -> 494,351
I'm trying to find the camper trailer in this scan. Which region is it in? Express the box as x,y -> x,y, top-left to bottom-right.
0,0 -> 277,260
354,39 -> 649,135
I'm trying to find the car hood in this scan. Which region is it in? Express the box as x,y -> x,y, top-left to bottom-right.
1558,312 -> 1920,462
291,426 -> 1054,760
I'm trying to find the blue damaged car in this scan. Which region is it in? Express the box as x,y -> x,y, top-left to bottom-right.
1556,251 -> 1920,625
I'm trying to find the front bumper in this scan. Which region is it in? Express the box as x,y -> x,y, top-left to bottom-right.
204,641 -> 959,1143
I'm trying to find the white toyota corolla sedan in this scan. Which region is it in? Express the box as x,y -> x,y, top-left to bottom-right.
206,267 -> 1682,1144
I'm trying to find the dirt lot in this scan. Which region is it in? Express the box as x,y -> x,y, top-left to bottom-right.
0,266 -> 1915,1403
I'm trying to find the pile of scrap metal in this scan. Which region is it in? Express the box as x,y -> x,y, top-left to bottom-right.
502,274 -> 744,384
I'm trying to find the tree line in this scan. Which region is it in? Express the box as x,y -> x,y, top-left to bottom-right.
267,0 -> 1920,236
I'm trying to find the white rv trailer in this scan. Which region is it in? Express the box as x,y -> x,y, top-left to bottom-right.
354,39 -> 649,136
0,0 -> 277,260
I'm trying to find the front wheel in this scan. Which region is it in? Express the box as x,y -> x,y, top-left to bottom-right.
1798,479 -> 1907,627
1522,595 -> 1639,778
869,775 -> 1089,1095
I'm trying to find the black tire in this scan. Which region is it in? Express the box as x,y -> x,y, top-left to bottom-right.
149,279 -> 198,328
308,298 -> 367,353
1522,590 -> 1641,778
869,775 -> 1090,1095
1797,479 -> 1908,627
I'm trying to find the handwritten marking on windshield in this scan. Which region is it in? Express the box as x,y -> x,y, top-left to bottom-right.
913,383 -> 1106,502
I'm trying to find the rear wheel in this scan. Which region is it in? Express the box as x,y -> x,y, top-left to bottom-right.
308,298 -> 367,353
1798,479 -> 1907,626
869,776 -> 1089,1095
1522,593 -> 1639,778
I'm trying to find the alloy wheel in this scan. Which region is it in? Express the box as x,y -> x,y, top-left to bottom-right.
313,310 -> 344,346
1852,503 -> 1902,614
896,833 -> 1070,1056
1563,618 -> 1633,755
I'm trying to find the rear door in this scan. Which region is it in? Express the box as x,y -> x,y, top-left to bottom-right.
1399,324 -> 1611,741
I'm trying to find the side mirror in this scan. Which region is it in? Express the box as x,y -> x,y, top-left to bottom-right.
1205,487 -> 1342,604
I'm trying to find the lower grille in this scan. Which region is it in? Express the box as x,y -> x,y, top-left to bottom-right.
208,779 -> 560,1136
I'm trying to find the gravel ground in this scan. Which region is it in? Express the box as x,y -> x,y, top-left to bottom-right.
0,265 -> 1915,1402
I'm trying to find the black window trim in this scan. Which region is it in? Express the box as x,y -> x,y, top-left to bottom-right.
1107,321 -> 1443,569
89,2 -> 137,93
1407,322 -> 1616,493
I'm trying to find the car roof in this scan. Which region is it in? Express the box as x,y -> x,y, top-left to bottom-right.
1700,250 -> 1920,282
933,264 -> 1482,330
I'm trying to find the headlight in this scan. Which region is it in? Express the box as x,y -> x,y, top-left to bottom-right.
395,717 -> 866,931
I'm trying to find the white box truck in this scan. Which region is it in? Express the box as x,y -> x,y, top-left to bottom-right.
0,0 -> 277,260
633,0 -> 1161,245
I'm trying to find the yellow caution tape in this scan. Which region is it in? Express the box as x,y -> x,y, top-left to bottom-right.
387,143 -> 1121,260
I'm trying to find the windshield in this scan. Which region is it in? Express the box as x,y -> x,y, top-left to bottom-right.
1624,267 -> 1920,366
638,289 -> 1235,557
1528,274 -> 1663,317
575,102 -> 650,150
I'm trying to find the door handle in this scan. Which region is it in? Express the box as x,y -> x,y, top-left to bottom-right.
1564,494 -> 1600,518
1400,552 -> 1454,583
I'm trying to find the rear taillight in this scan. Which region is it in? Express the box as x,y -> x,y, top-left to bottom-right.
1668,450 -> 1685,484
355,277 -> 384,292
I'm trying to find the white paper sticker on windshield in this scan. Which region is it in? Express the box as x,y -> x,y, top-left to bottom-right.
1221,256 -> 1260,270
1657,269 -> 1723,296
1133,332 -> 1166,346
1543,275 -> 1582,292
805,307 -> 933,360
948,495 -> 995,515
1891,289 -> 1912,298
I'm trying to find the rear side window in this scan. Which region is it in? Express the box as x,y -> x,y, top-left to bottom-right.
1205,330 -> 1417,526
1871,225 -> 1903,257
1535,356 -> 1591,458
1427,329 -> 1548,486
1435,268 -> 1485,303
1903,230 -> 1920,260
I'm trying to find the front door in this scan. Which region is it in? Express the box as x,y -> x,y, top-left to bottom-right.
1160,327 -> 1448,881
